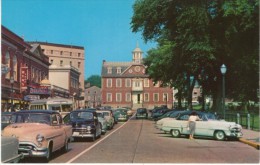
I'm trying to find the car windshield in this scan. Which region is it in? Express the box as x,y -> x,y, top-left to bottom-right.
97,112 -> 104,118
11,113 -> 51,124
103,112 -> 109,116
137,109 -> 146,113
70,112 -> 93,120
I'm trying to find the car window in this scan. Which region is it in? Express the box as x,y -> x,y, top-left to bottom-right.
103,112 -> 109,116
97,112 -> 104,118
70,112 -> 93,120
11,113 -> 51,124
178,114 -> 189,120
1,115 -> 11,123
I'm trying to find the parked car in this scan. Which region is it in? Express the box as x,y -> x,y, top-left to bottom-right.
64,110 -> 102,141
2,110 -> 72,162
113,108 -> 129,122
155,110 -> 185,129
154,109 -> 178,121
1,136 -> 24,163
136,108 -> 148,119
97,110 -> 115,129
151,108 -> 169,120
161,111 -> 242,140
96,111 -> 108,134
1,112 -> 13,130
122,107 -> 134,116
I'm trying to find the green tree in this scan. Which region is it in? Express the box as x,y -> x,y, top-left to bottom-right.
131,0 -> 259,112
85,75 -> 101,88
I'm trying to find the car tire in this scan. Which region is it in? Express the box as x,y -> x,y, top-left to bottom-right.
44,144 -> 52,162
171,129 -> 180,138
92,132 -> 96,141
214,130 -> 225,141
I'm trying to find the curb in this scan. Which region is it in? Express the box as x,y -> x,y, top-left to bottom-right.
239,138 -> 260,150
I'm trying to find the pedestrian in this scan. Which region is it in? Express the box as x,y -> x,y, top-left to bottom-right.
187,111 -> 200,139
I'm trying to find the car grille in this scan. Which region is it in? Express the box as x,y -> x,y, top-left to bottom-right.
19,144 -> 35,154
73,128 -> 93,134
230,127 -> 241,133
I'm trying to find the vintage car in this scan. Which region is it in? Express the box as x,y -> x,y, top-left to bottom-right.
136,108 -> 148,119
161,111 -> 243,140
96,111 -> 108,134
1,112 -> 13,130
155,110 -> 185,129
97,110 -> 115,129
113,108 -> 129,122
1,136 -> 23,163
122,107 -> 134,116
64,110 -> 102,141
2,110 -> 73,162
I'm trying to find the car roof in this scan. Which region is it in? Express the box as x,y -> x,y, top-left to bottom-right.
71,109 -> 97,114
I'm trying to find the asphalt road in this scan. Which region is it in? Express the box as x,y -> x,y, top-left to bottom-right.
21,116 -> 260,163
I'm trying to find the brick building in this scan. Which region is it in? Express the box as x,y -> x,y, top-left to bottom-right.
101,45 -> 173,110
1,26 -> 50,111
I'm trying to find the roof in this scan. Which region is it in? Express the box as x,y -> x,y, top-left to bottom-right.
27,41 -> 84,50
14,110 -> 58,114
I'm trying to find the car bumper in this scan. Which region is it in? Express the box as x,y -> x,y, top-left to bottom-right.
117,117 -> 128,121
72,131 -> 95,138
18,141 -> 49,158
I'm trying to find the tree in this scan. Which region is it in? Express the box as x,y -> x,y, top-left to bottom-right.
131,0 -> 259,112
85,75 -> 101,88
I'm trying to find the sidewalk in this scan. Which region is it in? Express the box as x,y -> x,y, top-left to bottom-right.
239,128 -> 260,150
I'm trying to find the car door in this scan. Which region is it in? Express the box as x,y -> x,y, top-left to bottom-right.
51,114 -> 65,151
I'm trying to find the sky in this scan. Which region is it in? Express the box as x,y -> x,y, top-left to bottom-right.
1,0 -> 156,79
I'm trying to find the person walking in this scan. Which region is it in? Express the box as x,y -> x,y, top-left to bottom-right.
187,111 -> 200,139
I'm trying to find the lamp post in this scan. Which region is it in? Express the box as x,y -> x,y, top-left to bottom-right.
220,64 -> 227,120
10,76 -> 14,112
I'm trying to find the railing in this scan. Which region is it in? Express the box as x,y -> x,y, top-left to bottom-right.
215,112 -> 259,131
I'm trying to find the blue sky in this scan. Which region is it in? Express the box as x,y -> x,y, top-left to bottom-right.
1,0 -> 156,79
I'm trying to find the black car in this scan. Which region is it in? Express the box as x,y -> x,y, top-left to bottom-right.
64,110 -> 102,141
151,108 -> 169,120
136,108 -> 148,119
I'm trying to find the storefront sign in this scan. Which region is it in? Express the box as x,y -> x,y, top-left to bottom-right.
24,95 -> 40,101
29,87 -> 51,95
20,67 -> 28,89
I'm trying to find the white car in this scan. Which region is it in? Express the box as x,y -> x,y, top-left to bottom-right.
161,111 -> 243,140
97,110 -> 114,129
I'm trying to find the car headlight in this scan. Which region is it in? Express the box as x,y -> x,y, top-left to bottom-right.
36,134 -> 45,142
87,126 -> 92,131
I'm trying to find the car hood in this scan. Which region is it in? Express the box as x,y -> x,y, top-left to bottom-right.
2,123 -> 52,140
156,117 -> 174,125
207,120 -> 242,128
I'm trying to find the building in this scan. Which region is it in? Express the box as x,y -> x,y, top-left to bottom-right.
1,26 -> 50,111
101,45 -> 173,110
28,41 -> 85,108
85,86 -> 101,108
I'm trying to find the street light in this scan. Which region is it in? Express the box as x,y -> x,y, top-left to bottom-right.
10,76 -> 14,112
220,64 -> 227,120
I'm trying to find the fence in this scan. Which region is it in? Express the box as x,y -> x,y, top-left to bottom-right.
215,112 -> 259,131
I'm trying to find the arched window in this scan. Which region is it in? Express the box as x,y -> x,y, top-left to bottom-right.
5,51 -> 10,79
13,55 -> 17,81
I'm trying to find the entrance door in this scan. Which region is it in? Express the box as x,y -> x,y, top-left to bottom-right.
137,94 -> 140,104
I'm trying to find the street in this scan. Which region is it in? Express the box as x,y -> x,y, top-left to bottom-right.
20,116 -> 259,163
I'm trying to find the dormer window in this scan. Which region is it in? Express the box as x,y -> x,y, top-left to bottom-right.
117,67 -> 121,74
107,67 -> 112,74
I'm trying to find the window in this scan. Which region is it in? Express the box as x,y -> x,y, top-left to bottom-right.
116,93 -> 121,102
107,93 -> 112,102
60,60 -> 63,66
125,79 -> 131,87
60,51 -> 63,55
5,51 -> 10,79
70,52 -> 72,56
13,55 -> 17,81
153,93 -> 159,102
107,67 -> 112,74
116,78 -> 121,87
125,93 -> 131,102
116,67 -> 121,74
78,53 -> 81,57
107,79 -> 112,87
163,93 -> 168,102
144,93 -> 149,102
78,62 -> 81,68
51,50 -> 53,54
50,59 -> 53,64
135,81 -> 140,87
154,81 -> 160,87
70,61 -> 72,66
144,78 -> 149,87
